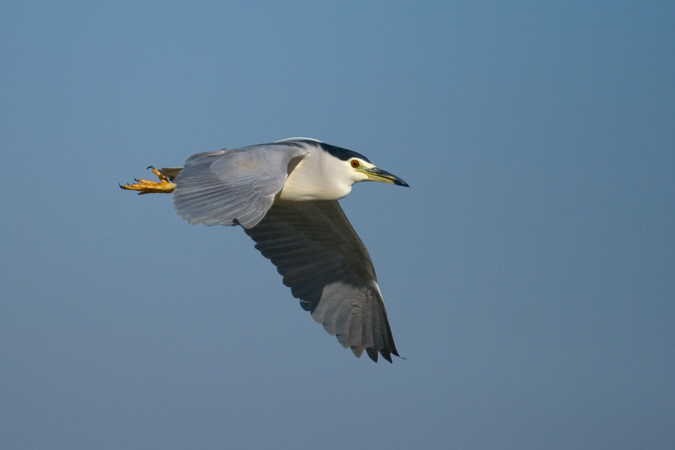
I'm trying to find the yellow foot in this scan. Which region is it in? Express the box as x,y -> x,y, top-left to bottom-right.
120,166 -> 177,195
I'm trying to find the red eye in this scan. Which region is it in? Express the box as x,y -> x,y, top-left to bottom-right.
351,160 -> 360,168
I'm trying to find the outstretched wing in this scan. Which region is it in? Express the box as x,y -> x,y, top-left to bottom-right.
243,200 -> 399,362
172,144 -> 308,228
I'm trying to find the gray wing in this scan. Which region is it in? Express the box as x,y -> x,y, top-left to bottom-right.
172,144 -> 308,228
243,200 -> 399,362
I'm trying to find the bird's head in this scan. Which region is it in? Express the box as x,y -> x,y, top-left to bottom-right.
277,138 -> 409,201
312,141 -> 409,188
344,156 -> 409,187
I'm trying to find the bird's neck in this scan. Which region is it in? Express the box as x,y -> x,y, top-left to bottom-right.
278,153 -> 353,201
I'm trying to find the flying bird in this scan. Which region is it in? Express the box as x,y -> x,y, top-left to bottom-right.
121,138 -> 408,362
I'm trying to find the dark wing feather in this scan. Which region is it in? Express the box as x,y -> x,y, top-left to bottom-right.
244,200 -> 399,362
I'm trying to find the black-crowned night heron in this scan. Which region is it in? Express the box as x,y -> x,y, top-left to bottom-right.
121,138 -> 408,362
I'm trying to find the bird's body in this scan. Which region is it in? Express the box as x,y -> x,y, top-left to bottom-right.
121,138 -> 408,362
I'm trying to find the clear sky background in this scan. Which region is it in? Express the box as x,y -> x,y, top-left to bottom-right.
1,1 -> 674,449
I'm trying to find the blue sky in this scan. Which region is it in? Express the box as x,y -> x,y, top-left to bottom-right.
1,1 -> 674,449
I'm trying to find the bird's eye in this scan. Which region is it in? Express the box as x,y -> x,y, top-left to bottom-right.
351,160 -> 360,168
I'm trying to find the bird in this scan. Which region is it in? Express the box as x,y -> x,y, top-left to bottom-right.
120,138 -> 409,362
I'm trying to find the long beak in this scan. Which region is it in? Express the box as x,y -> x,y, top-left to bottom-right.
365,167 -> 409,187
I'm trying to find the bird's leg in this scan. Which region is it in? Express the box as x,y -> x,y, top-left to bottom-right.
120,167 -> 176,195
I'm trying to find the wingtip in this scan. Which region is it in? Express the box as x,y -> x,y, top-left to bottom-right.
376,347 -> 402,363
364,347 -> 398,363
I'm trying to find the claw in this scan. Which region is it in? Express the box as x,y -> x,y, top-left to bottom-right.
120,166 -> 176,194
